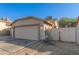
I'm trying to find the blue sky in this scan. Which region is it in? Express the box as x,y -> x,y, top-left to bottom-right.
0,3 -> 79,21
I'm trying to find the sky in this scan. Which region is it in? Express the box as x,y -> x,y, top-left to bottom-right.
0,3 -> 79,21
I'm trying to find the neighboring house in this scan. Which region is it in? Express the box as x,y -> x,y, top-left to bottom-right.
10,16 -> 58,40
44,19 -> 59,30
0,17 -> 12,31
44,19 -> 54,30
54,20 -> 59,28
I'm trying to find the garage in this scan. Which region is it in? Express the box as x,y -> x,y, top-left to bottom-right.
10,16 -> 42,40
15,25 -> 40,40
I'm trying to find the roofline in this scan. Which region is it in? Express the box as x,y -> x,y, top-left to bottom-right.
44,19 -> 55,26
10,16 -> 43,26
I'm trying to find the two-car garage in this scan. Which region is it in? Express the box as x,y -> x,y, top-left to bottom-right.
14,25 -> 40,40
10,17 -> 42,40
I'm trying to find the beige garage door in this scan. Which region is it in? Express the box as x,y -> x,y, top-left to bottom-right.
15,26 -> 39,40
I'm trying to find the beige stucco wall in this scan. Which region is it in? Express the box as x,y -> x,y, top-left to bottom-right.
54,21 -> 59,28
44,24 -> 53,30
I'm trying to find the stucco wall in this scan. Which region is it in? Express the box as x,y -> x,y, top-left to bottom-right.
77,28 -> 79,43
51,28 -> 76,42
51,28 -> 59,40
60,28 -> 76,42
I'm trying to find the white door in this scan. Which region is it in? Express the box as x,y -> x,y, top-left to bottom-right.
15,26 -> 39,40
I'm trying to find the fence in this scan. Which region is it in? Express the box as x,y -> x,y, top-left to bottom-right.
51,27 -> 79,44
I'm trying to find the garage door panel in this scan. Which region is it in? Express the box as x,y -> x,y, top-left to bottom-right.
15,26 -> 39,40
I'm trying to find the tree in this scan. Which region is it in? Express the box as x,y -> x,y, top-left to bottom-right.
59,17 -> 77,27
45,16 -> 52,20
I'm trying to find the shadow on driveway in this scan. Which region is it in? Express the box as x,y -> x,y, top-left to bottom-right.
1,36 -> 79,55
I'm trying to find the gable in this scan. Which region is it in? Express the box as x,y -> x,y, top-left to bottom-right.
11,17 -> 41,26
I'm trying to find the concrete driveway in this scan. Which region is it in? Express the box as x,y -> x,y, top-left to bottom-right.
1,36 -> 79,55
0,36 -> 37,55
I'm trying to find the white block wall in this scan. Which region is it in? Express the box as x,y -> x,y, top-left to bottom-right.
51,28 -> 76,42
60,28 -> 76,42
77,28 -> 79,44
51,28 -> 59,40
